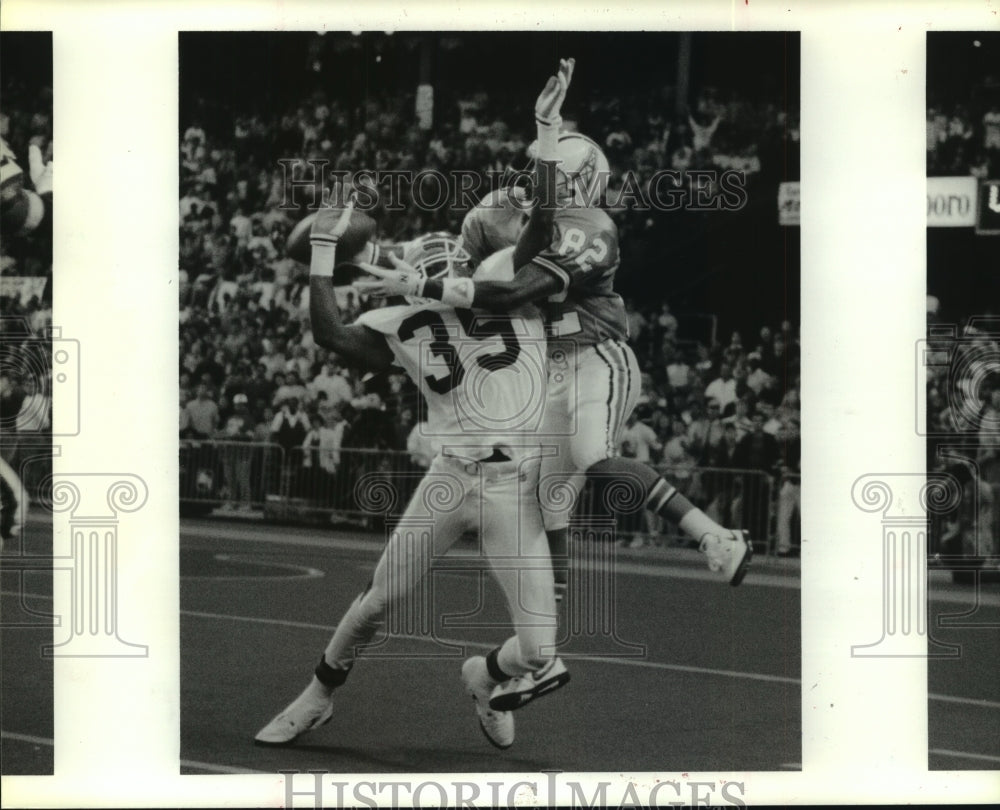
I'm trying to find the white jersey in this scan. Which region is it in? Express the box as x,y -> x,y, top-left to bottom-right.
356,247 -> 547,461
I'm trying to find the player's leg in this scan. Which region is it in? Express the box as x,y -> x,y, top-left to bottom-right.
255,458 -> 468,745
464,458 -> 568,727
537,369 -> 582,602
577,341 -> 752,585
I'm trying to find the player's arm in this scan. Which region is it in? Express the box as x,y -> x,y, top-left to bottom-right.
356,252 -> 561,311
309,203 -> 395,372
353,58 -> 575,311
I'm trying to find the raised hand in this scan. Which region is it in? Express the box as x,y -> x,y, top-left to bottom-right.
535,57 -> 575,125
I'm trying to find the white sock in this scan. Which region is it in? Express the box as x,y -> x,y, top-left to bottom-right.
679,510 -> 730,544
496,636 -> 536,678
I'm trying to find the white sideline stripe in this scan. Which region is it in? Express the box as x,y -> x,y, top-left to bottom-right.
930,748 -> 1000,764
8,731 -> 997,772
180,607 -> 801,683
202,554 -> 325,581
180,759 -> 272,774
177,609 -> 1000,702
179,522 -> 1000,605
180,522 -> 799,589
1,730 -> 53,747
928,694 -> 1000,710
0,731 -> 269,774
6,590 -> 997,708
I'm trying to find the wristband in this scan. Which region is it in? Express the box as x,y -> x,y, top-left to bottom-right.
535,116 -> 562,163
425,277 -> 475,309
309,240 -> 337,278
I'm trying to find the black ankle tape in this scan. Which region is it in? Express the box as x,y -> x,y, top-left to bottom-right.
315,655 -> 350,689
485,647 -> 510,683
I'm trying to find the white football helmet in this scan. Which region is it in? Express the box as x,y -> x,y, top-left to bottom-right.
400,231 -> 472,303
528,132 -> 610,207
402,231 -> 472,280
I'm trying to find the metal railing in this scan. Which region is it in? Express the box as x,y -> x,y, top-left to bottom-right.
576,464 -> 778,554
178,440 -> 790,553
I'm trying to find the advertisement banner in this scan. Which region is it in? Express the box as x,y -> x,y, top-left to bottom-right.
975,179 -> 1000,235
926,175 -> 977,227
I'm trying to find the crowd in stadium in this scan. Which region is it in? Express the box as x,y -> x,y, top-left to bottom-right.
925,34 -> 1000,561
926,37 -> 1000,179
1,46 -> 54,501
924,304 -> 1000,559
926,98 -> 1000,178
177,71 -> 801,550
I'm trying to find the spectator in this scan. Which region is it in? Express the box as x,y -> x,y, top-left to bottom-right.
184,383 -> 220,439
618,412 -> 662,464
216,392 -> 255,511
270,395 -> 310,492
746,352 -> 772,396
301,411 -> 345,505
661,418 -> 700,499
732,411 -> 780,543
272,370 -> 309,409
774,405 -> 802,556
724,395 -> 755,441
310,362 -> 354,409
704,362 -> 737,414
697,398 -> 727,462
664,344 -> 692,393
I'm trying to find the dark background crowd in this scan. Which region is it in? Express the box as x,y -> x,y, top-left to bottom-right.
1,31 -> 54,499
925,32 -> 1000,562
177,32 -> 801,548
926,32 -> 1000,178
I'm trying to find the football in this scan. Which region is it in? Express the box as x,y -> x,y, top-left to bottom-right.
285,207 -> 378,268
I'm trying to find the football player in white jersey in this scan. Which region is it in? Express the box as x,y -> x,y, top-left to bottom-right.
360,58 -> 753,587
254,201 -> 567,751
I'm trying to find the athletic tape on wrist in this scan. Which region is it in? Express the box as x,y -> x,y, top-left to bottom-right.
535,117 -> 562,163
309,240 -> 337,278
439,277 -> 475,308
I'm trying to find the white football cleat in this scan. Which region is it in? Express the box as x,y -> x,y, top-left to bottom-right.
461,656 -> 514,749
700,530 -> 753,586
254,685 -> 334,746
488,656 -> 570,711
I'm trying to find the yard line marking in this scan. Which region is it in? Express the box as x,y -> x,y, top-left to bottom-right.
187,554 -> 325,581
0,730 -> 272,775
182,608 -> 1000,701
930,748 -> 1000,764
180,523 -> 799,589
928,694 -> 1000,710
1,730 -> 53,747
181,759 -> 272,774
6,591 -> 997,708
180,607 -> 800,685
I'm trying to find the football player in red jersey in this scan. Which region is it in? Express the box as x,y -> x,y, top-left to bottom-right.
359,58 -> 753,587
